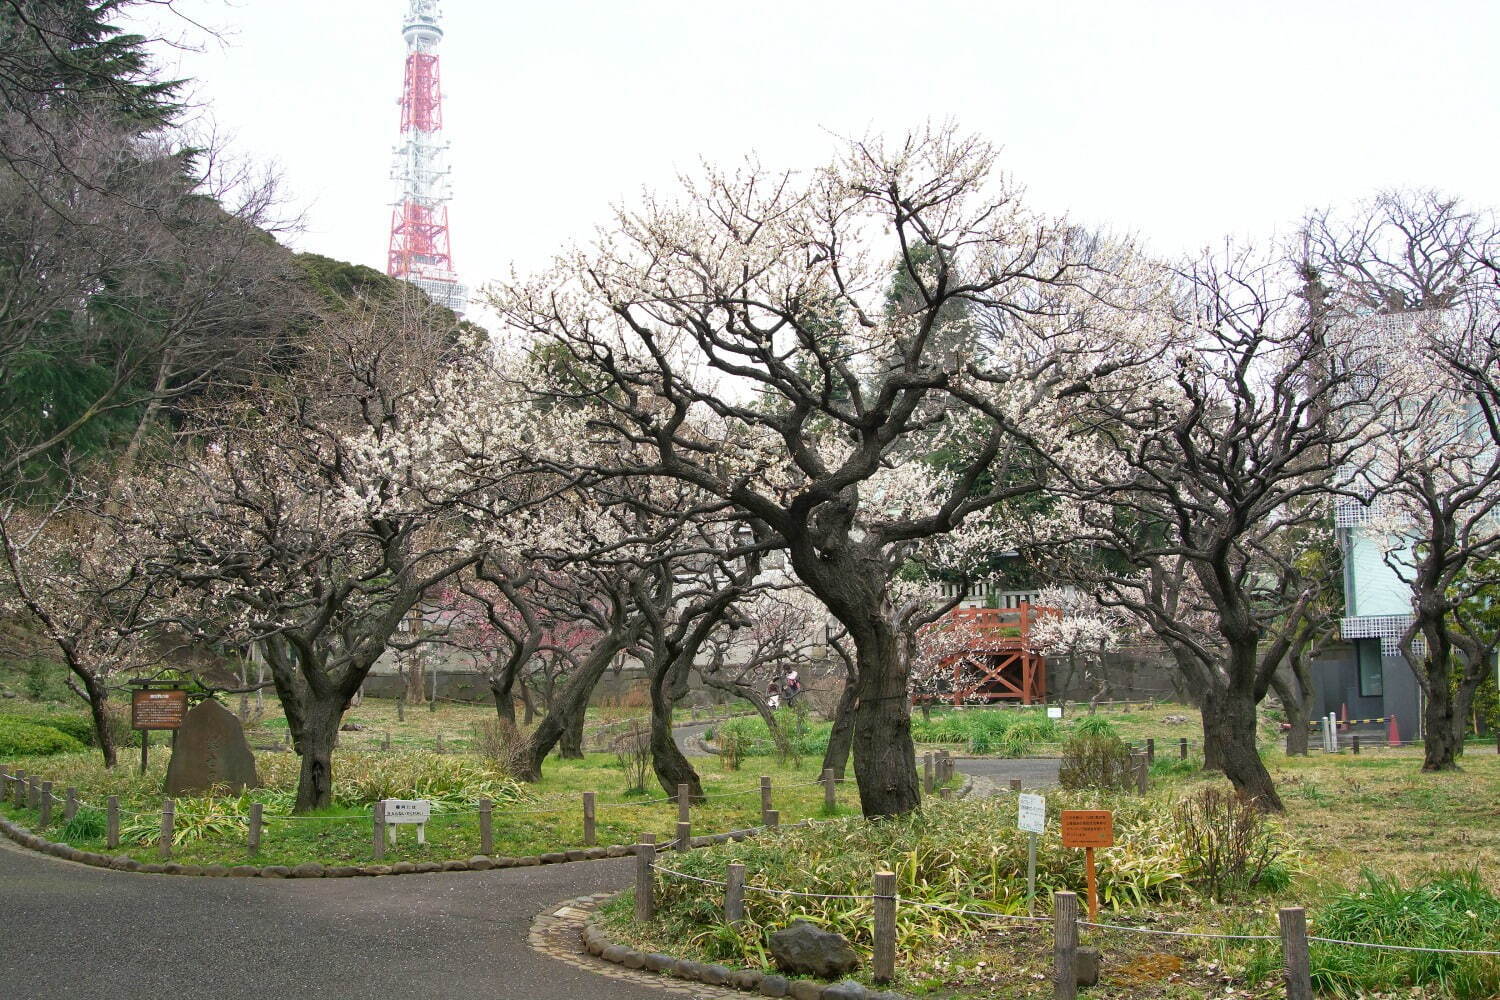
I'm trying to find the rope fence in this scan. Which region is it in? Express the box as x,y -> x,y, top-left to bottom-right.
0,764 -> 831,862
641,858 -> 1500,998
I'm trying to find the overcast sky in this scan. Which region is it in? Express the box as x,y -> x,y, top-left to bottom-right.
131,0 -> 1500,317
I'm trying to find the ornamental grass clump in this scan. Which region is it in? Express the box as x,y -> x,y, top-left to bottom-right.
648,794 -> 1196,967
1307,870 -> 1500,1000
328,750 -> 525,810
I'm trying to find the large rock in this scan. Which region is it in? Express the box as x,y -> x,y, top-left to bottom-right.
768,920 -> 860,978
164,699 -> 261,796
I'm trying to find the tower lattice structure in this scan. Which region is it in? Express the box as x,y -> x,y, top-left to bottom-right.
387,0 -> 466,314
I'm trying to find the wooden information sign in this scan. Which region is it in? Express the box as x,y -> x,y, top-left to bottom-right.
1060,809 -> 1114,920
1060,809 -> 1113,848
131,689 -> 188,730
380,798 -> 431,845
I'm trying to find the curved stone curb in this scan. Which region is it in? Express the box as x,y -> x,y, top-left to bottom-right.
570,893 -> 908,1000
0,813 -> 758,880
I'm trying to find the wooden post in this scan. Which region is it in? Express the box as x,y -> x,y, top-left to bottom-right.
383,731 -> 391,751
1010,778 -> 1022,792
140,730 -> 149,776
38,781 -> 52,827
1179,737 -> 1188,760
397,696 -> 405,722
479,798 -> 493,855
28,775 -> 39,810
1134,753 -> 1148,794
759,775 -> 772,826
1053,891 -> 1079,1000
1279,906 -> 1312,1000
766,808 -> 779,829
11,769 -> 24,807
822,768 -> 836,812
923,753 -> 934,794
872,871 -> 897,985
634,842 -> 656,921
582,791 -> 596,846
435,733 -> 444,753
248,802 -> 263,854
1352,735 -> 1360,755
676,819 -> 691,851
1145,737 -> 1155,763
724,862 -> 746,925
159,799 -> 174,860
372,800 -> 386,861
677,783 -> 690,823
1085,845 -> 1101,920
64,787 -> 77,823
106,795 -> 119,848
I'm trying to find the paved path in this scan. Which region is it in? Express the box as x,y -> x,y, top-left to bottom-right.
0,838 -> 682,1000
952,755 -> 1061,792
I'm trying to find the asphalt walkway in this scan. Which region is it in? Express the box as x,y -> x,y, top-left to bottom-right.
0,838 -> 672,1000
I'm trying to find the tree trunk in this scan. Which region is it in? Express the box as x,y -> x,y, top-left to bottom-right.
84,676 -> 117,770
1272,662 -> 1312,757
848,615 -> 921,818
820,675 -> 858,780
521,631 -> 636,781
649,686 -> 702,801
1201,688 -> 1283,811
559,710 -> 586,758
489,669 -> 517,725
403,655 -> 426,705
1420,675 -> 1468,772
288,696 -> 344,812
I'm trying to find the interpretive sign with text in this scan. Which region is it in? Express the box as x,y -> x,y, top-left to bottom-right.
1017,793 -> 1046,834
381,799 -> 431,824
131,689 -> 188,730
1060,809 -> 1113,848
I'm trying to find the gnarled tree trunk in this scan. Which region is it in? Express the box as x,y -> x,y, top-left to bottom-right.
820,673 -> 858,780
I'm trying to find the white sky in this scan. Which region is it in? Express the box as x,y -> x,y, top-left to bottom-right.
132,0 -> 1500,316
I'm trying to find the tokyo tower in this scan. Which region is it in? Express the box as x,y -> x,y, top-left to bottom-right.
387,0 -> 466,314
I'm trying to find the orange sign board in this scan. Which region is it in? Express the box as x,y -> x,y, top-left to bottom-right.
1060,809 -> 1113,848
131,689 -> 188,730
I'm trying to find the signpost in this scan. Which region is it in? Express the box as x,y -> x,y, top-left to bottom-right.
1046,705 -> 1063,719
379,798 -> 431,845
129,684 -> 188,775
1060,809 -> 1113,921
1017,792 -> 1045,912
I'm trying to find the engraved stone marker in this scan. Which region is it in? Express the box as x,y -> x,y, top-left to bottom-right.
164,699 -> 262,795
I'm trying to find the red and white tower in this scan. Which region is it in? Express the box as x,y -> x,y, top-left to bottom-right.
387,0 -> 466,314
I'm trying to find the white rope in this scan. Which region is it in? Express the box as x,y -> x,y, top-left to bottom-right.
1306,936 -> 1500,957
903,899 -> 1053,924
651,863 -> 870,901
1080,920 -> 1276,942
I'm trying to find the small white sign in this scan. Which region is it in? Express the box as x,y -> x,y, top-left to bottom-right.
382,799 -> 431,823
1017,793 -> 1046,834
1046,706 -> 1063,719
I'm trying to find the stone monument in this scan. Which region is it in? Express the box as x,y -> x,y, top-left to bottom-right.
164,699 -> 262,795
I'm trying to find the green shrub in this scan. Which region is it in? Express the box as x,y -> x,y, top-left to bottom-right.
1171,786 -> 1286,900
1308,870 -> 1500,999
1070,715 -> 1117,738
1057,732 -> 1133,791
60,806 -> 106,841
0,718 -> 85,757
0,710 -> 97,747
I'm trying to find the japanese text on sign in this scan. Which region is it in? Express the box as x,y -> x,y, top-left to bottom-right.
381,799 -> 431,824
131,689 -> 188,730
1060,809 -> 1113,848
1017,793 -> 1046,834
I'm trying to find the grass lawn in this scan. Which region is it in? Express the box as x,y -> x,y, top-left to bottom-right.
0,712 -> 857,868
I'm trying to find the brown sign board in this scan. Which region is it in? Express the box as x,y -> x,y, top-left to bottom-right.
1060,809 -> 1114,848
131,689 -> 188,730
